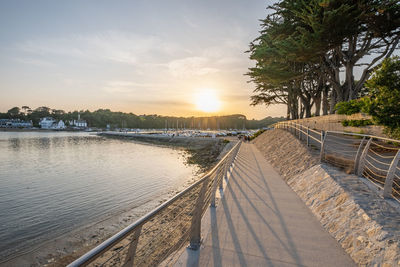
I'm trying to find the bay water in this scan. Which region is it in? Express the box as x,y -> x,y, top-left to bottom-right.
0,132 -> 198,260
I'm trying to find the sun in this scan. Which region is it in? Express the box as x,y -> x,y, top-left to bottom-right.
195,89 -> 221,112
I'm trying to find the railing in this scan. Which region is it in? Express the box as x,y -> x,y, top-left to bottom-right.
67,141 -> 241,267
275,121 -> 400,202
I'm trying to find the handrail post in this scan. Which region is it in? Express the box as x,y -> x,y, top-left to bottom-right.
357,138 -> 372,176
213,142 -> 240,206
353,136 -> 366,174
188,177 -> 209,250
219,167 -> 225,189
211,166 -> 224,207
320,131 -> 327,162
122,225 -> 142,267
306,127 -> 309,146
383,150 -> 400,199
210,171 -> 218,207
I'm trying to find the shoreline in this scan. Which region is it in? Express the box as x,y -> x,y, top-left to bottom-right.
1,135 -> 233,266
0,128 -> 92,132
98,132 -> 231,172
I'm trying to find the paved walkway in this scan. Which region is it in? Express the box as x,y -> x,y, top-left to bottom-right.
174,143 -> 355,267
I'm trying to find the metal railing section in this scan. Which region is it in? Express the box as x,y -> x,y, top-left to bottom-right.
275,121 -> 400,202
67,141 -> 242,267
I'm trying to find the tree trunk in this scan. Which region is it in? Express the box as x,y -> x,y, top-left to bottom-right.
291,94 -> 299,119
329,89 -> 337,114
305,104 -> 312,118
288,86 -> 299,119
286,103 -> 290,120
300,95 -> 312,118
345,62 -> 355,100
299,103 -> 305,119
322,86 -> 329,115
314,95 -> 321,116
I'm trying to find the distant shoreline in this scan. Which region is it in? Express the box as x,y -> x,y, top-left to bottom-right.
0,128 -> 93,133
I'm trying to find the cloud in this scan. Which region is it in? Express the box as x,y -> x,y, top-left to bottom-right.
14,57 -> 56,67
16,31 -> 180,67
14,31 -> 248,78
103,80 -> 164,94
137,99 -> 192,107
182,15 -> 199,28
223,94 -> 250,102
167,57 -> 219,77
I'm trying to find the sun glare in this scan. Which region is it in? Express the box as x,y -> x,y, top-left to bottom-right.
195,89 -> 221,113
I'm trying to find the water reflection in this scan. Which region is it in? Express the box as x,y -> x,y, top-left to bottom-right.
7,135 -> 106,151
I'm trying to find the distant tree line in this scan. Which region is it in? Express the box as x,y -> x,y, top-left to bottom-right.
0,107 -> 285,130
247,0 -> 400,119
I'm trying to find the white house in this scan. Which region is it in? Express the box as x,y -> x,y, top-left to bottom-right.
39,117 -> 57,129
11,120 -> 32,128
73,119 -> 87,128
69,114 -> 87,128
0,119 -> 32,128
55,120 -> 66,129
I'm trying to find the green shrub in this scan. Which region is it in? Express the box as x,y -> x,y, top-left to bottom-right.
249,129 -> 265,140
341,119 -> 373,127
335,99 -> 366,115
365,56 -> 400,132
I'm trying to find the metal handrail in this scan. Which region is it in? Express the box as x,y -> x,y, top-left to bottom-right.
308,134 -> 322,143
327,130 -> 400,144
68,140 -> 241,267
275,121 -> 400,201
308,127 -> 322,135
275,122 -> 322,144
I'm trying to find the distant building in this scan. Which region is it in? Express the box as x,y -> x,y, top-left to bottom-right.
69,114 -> 87,128
0,119 -> 33,128
39,117 -> 66,129
56,120 -> 66,129
0,119 -> 12,128
12,120 -> 33,128
39,117 -> 57,129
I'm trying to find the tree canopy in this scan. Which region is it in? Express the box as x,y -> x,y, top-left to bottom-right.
247,0 -> 400,119
364,56 -> 400,132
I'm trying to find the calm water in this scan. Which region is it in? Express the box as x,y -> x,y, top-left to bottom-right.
0,132 -> 198,260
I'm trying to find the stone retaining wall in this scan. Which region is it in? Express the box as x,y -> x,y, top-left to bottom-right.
253,129 -> 400,266
290,113 -> 385,137
290,165 -> 400,266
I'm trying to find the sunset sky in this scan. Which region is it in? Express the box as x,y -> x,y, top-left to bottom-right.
0,0 -> 286,119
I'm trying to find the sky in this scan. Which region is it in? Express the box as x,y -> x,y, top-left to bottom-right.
0,0 -> 285,119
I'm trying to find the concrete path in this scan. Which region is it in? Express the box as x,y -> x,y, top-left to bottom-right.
174,142 -> 355,267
